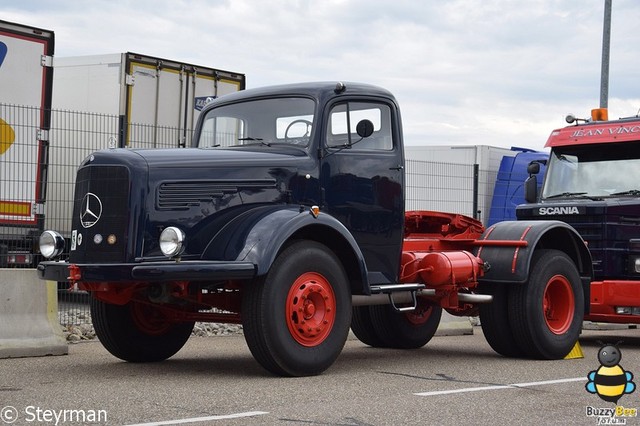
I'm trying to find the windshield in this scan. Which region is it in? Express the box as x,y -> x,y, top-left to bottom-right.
197,97 -> 316,148
541,141 -> 640,199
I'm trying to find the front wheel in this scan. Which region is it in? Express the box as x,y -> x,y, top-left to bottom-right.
242,241 -> 351,376
507,249 -> 584,359
91,297 -> 194,362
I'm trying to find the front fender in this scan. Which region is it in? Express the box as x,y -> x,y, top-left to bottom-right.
202,205 -> 369,292
476,220 -> 593,285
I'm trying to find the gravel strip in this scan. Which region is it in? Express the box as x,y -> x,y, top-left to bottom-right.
59,311 -> 243,343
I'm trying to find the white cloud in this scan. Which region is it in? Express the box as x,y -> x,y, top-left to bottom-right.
2,0 -> 639,150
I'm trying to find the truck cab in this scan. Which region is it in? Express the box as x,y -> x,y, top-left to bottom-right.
518,111 -> 640,323
194,82 -> 405,284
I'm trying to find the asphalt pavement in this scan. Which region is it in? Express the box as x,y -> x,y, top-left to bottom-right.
2,326 -> 640,426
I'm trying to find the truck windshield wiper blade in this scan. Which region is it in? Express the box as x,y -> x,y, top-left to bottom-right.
609,189 -> 640,197
545,192 -> 587,199
237,137 -> 271,147
544,192 -> 601,200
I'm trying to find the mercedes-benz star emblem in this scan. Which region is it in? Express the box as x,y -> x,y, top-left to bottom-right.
80,192 -> 103,228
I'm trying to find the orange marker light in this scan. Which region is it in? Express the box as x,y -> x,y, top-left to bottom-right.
591,108 -> 608,121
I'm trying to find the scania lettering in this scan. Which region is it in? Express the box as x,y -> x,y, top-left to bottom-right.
520,108 -> 640,325
539,206 -> 580,216
37,82 -> 592,376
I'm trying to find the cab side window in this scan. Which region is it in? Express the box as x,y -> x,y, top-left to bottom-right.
327,102 -> 393,150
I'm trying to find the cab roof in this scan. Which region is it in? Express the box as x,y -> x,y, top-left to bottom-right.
546,116 -> 640,148
203,81 -> 397,110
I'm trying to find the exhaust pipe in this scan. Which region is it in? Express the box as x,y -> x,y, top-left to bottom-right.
351,289 -> 492,307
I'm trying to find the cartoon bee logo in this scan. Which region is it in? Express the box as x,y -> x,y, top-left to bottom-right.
586,343 -> 636,403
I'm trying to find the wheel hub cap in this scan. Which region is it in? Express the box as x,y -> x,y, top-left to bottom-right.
286,272 -> 336,346
543,274 -> 575,335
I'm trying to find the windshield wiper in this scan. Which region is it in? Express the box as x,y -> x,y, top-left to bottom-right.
545,192 -> 602,201
545,192 -> 587,199
237,137 -> 271,147
609,189 -> 640,197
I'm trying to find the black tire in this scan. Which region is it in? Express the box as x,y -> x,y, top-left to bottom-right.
508,249 -> 584,360
91,297 -> 194,362
242,240 -> 351,376
351,306 -> 388,347
478,282 -> 524,358
369,298 -> 442,349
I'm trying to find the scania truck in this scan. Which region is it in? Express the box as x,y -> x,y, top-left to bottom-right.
37,82 -> 593,376
519,108 -> 640,325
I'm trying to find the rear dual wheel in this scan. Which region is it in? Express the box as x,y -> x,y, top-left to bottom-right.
351,306 -> 386,347
508,249 -> 583,359
479,249 -> 583,359
351,299 -> 442,349
478,282 -> 523,358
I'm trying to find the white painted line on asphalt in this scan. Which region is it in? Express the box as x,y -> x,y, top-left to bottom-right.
414,377 -> 585,397
123,411 -> 269,425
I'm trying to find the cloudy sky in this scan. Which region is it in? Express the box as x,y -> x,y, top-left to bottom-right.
2,0 -> 639,150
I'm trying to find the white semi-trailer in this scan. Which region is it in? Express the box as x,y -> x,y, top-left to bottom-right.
52,52 -> 246,148
0,19 -> 55,267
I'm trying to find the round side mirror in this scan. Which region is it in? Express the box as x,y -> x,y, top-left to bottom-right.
356,119 -> 374,138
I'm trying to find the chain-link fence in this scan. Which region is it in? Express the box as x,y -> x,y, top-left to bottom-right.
1,104 -> 502,326
405,159 -> 498,224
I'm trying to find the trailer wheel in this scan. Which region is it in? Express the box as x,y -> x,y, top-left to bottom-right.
478,282 -> 523,357
369,298 -> 442,349
508,249 -> 584,359
90,297 -> 194,362
242,240 -> 351,376
351,306 -> 387,347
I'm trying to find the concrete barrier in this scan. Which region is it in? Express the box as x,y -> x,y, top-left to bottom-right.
0,269 -> 68,358
583,321 -> 638,331
435,311 -> 474,336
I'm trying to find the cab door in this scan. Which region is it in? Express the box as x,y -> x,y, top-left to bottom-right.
320,99 -> 405,284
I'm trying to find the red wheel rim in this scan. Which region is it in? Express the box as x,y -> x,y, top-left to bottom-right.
130,302 -> 173,336
405,299 -> 433,326
285,272 -> 336,347
543,274 -> 575,335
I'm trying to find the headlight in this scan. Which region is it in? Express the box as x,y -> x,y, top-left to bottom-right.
39,230 -> 65,259
159,226 -> 185,258
629,240 -> 640,273
625,256 -> 640,274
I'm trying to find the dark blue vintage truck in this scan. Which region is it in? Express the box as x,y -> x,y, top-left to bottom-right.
37,82 -> 592,376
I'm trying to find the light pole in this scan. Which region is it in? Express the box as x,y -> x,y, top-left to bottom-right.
599,0 -> 612,109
